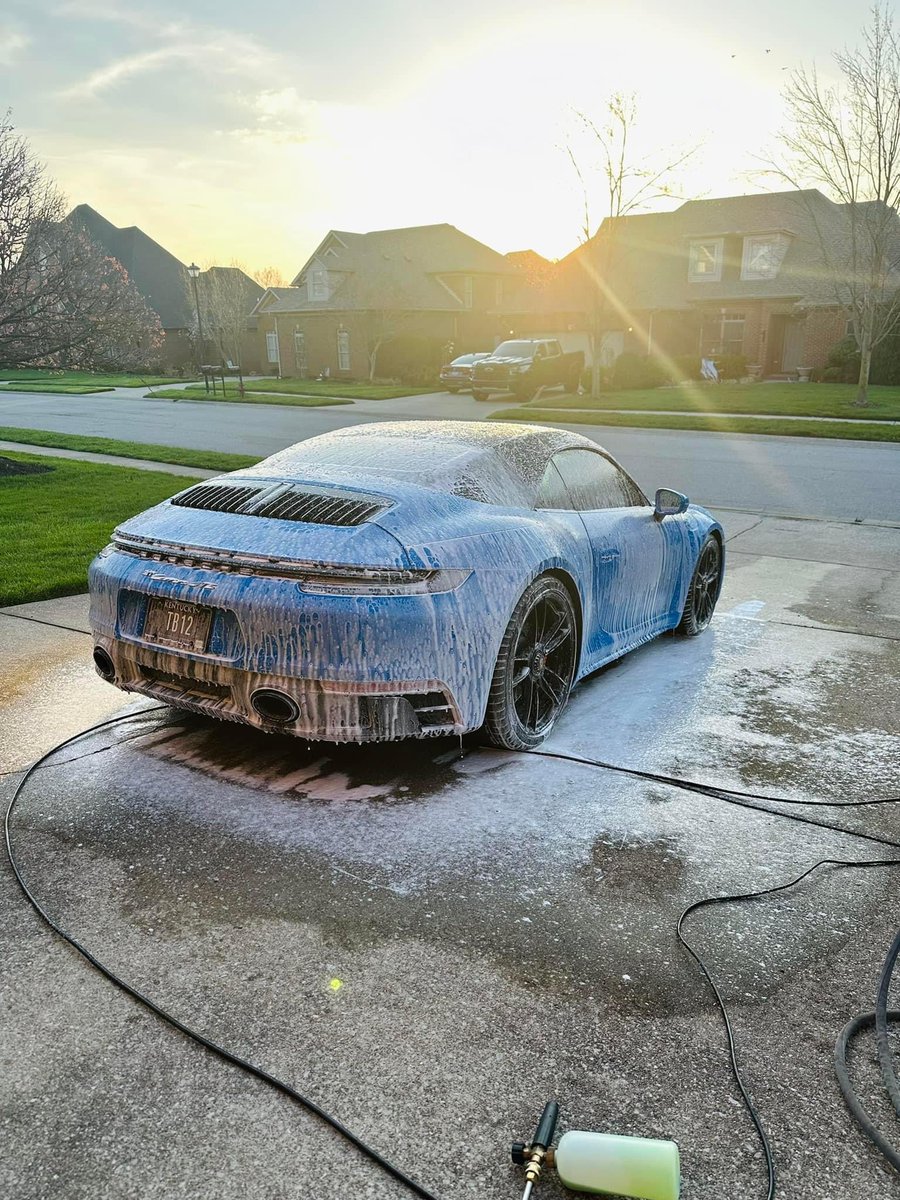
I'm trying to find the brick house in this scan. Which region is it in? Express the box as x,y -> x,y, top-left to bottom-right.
558,189 -> 877,375
252,224 -> 575,380
67,205 -> 263,370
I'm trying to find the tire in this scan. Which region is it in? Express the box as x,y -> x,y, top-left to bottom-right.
484,575 -> 578,750
514,383 -> 535,402
473,390 -> 490,402
447,387 -> 459,394
678,535 -> 722,636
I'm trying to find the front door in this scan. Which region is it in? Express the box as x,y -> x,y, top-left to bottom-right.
781,318 -> 805,372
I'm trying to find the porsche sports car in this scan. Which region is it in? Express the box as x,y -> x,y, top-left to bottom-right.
89,421 -> 724,749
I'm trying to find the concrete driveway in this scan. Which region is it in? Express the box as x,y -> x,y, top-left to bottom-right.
2,509 -> 899,1200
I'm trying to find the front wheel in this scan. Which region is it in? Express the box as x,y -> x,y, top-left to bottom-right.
446,386 -> 459,394
678,535 -> 722,635
472,390 -> 490,402
484,576 -> 578,750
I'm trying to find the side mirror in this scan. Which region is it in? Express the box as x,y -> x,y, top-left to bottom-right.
654,488 -> 689,519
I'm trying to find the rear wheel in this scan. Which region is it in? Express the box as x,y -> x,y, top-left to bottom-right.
484,576 -> 578,750
473,390 -> 490,402
446,386 -> 459,394
678,536 -> 722,635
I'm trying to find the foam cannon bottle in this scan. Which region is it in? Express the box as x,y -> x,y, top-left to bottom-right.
511,1102 -> 680,1200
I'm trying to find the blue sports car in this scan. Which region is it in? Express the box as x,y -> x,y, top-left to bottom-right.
88,421 -> 723,749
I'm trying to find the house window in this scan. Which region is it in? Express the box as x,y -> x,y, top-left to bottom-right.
702,310 -> 745,357
336,329 -> 351,372
463,275 -> 473,308
309,269 -> 328,301
495,278 -> 503,308
265,330 -> 280,365
688,239 -> 724,282
741,235 -> 787,280
293,330 -> 307,374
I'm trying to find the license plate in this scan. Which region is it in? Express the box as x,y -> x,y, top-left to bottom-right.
144,597 -> 212,651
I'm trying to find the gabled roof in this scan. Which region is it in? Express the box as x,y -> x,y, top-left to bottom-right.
559,189 -> 900,311
68,204 -> 193,328
275,223 -> 522,313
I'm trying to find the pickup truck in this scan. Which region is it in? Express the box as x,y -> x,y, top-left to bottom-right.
471,339 -> 584,401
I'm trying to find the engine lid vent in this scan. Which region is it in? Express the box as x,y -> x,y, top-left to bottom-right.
253,490 -> 386,527
170,482 -> 388,527
172,483 -> 265,514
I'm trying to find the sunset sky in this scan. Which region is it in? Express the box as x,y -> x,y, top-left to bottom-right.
2,0 -> 865,277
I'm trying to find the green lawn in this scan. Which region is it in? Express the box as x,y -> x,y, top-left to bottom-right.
492,407 -> 900,442
0,382 -> 115,395
239,378 -> 436,400
526,382 -> 900,421
0,453 -> 202,607
0,427 -> 259,472
0,369 -> 195,387
147,378 -> 435,403
146,385 -> 354,406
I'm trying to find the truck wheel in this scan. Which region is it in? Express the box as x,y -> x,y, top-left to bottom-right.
514,384 -> 535,402
473,390 -> 490,402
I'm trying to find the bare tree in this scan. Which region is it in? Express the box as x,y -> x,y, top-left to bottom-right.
0,113 -> 163,368
567,94 -> 698,397
253,265 -> 287,289
773,7 -> 900,405
191,262 -> 259,366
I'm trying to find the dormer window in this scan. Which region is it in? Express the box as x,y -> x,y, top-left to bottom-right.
688,239 -> 723,282
741,234 -> 788,280
308,269 -> 328,301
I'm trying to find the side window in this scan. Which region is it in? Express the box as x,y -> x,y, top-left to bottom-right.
535,460 -> 571,509
552,450 -> 645,511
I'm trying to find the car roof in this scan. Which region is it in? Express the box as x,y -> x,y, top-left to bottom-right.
253,420 -> 604,508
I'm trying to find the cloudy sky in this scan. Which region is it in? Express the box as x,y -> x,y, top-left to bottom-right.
1,0 -> 863,276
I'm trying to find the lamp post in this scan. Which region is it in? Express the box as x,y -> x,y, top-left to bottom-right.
187,262 -> 206,381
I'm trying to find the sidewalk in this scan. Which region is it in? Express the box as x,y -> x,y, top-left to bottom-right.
0,440 -> 216,477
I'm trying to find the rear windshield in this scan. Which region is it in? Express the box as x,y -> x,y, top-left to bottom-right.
492,341 -> 536,358
258,435 -> 532,506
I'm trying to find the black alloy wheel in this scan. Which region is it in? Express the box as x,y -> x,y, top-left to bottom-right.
678,536 -> 722,635
484,575 -> 578,750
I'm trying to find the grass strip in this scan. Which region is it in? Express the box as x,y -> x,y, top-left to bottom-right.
491,407 -> 900,442
526,382 -> 900,421
234,378 -> 435,400
0,382 -> 115,394
0,453 -> 203,607
0,369 -> 194,387
146,386 -> 354,406
0,427 -> 259,472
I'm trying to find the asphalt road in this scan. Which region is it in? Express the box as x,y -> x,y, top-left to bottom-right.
1,388 -> 898,523
2,512 -> 900,1200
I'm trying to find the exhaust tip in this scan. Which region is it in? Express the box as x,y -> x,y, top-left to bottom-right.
92,646 -> 115,681
251,688 -> 300,725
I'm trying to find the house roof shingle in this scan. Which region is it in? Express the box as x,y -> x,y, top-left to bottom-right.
258,223 -> 522,315
559,189 -> 900,312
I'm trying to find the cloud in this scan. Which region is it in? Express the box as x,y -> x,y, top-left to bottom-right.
59,22 -> 278,99
0,26 -> 30,65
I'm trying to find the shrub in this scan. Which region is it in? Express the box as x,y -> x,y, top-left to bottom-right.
611,352 -> 666,390
714,353 -> 748,380
823,335 -> 860,383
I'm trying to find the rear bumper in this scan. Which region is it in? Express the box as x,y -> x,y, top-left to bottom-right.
88,548 -> 509,741
93,636 -> 463,741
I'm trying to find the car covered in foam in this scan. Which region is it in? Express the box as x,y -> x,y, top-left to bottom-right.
88,421 -> 724,748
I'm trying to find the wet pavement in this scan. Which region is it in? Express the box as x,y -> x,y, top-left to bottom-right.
2,511 -> 899,1200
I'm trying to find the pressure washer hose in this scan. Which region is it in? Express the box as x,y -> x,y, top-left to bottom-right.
6,709 -> 900,1199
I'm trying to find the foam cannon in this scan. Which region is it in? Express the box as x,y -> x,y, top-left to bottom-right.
511,1102 -> 680,1200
